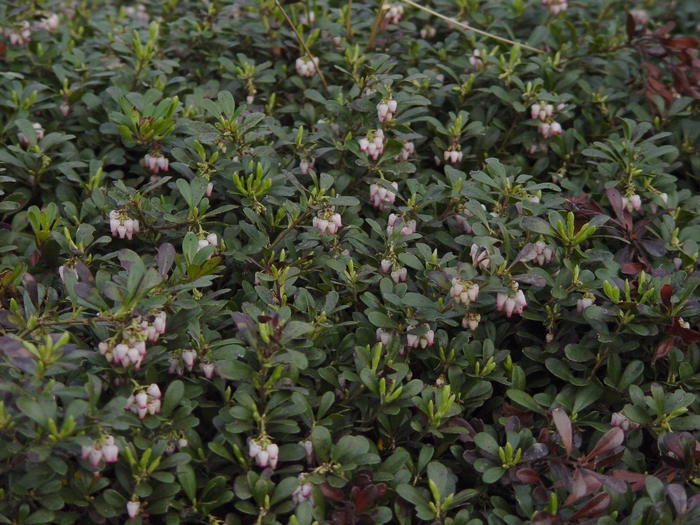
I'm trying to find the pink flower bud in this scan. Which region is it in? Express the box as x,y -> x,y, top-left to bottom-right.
206,182 -> 214,197
387,99 -> 397,113
531,104 -> 541,119
81,445 -> 94,459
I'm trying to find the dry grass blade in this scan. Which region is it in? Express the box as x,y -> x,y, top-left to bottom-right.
274,0 -> 330,93
400,0 -> 546,54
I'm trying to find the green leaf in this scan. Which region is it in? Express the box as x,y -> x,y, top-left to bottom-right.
506,389 -> 546,415
161,380 -> 184,417
178,463 -> 197,502
311,426 -> 332,462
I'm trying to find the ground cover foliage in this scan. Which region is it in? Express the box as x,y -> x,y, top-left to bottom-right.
1,0 -> 700,524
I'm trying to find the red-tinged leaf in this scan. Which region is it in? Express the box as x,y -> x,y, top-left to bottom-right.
593,448 -> 625,470
653,21 -> 675,36
319,482 -> 346,502
621,262 -> 645,276
569,492 -> 611,520
567,470 -> 602,505
645,62 -> 662,80
586,427 -> 624,460
666,318 -> 683,336
640,238 -> 666,258
612,470 -> 648,491
652,338 -> 675,365
660,284 -> 673,310
661,36 -> 699,51
611,470 -> 646,483
662,433 -> 685,458
332,506 -> 352,525
375,483 -> 387,498
647,77 -> 673,104
625,10 -> 635,41
516,468 -> 540,484
606,188 -> 626,223
352,485 -> 381,513
531,511 -> 558,525
588,471 -> 628,493
552,408 -> 573,456
681,327 -> 700,345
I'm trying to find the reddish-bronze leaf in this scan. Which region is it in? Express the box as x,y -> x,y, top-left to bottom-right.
586,427 -> 624,460
516,468 -> 540,484
351,485 -> 381,513
531,511 -> 558,525
606,188 -> 626,223
319,482 -> 346,502
625,10 -> 636,42
621,262 -> 645,276
569,492 -> 611,520
652,338 -> 675,365
660,283 -> 673,310
661,36 -> 700,51
552,408 -> 573,456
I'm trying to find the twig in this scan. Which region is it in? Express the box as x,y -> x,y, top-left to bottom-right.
274,0 -> 330,93
267,209 -> 312,251
400,0 -> 546,54
365,0 -> 386,52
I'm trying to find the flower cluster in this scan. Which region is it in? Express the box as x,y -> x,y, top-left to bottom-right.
80,435 -> 119,467
377,97 -> 397,123
443,146 -> 463,164
98,312 -> 166,368
248,440 -> 279,469
37,14 -> 60,32
542,0 -> 568,15
621,194 -> 641,213
496,283 -> 528,318
532,102 -> 563,139
197,233 -> 219,259
387,214 -> 416,236
125,384 -> 162,419
393,141 -> 415,162
17,122 -> 44,145
168,349 -> 198,375
292,475 -> 315,506
4,21 -> 32,46
610,411 -> 639,432
407,326 -> 435,349
462,312 -> 482,331
576,294 -> 595,313
449,278 -> 480,306
533,241 -> 555,266
296,56 -> 319,77
381,4 -> 404,28
312,207 -> 343,235
125,4 -> 149,22
299,157 -> 315,175
359,129 -> 385,160
369,180 -> 398,210
470,244 -> 491,270
469,49 -> 484,70
144,152 -> 169,173
420,26 -> 436,39
108,210 -> 141,240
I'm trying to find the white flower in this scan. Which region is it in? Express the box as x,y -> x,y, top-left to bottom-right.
126,501 -> 141,519
102,443 -> 119,463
